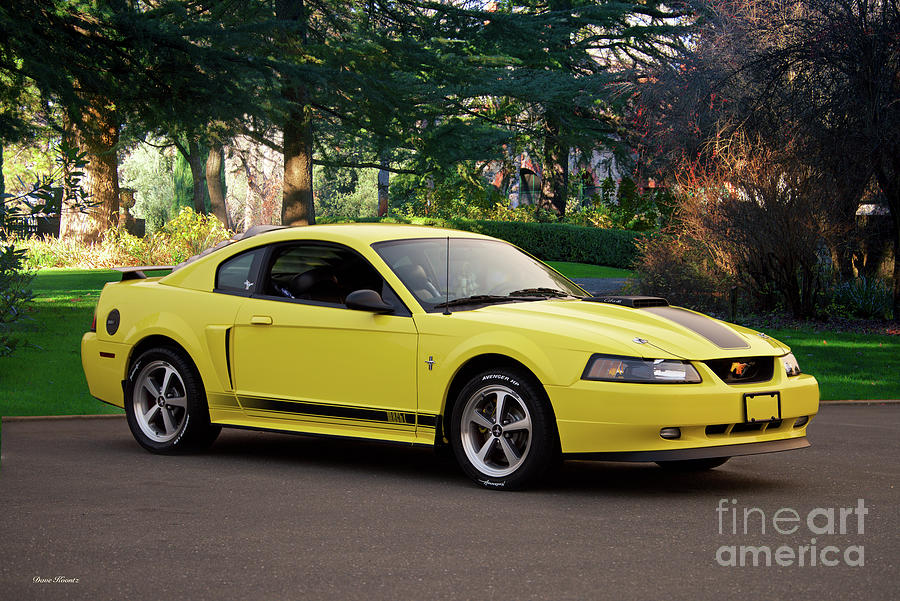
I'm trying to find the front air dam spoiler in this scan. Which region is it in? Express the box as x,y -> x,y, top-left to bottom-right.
564,437 -> 809,462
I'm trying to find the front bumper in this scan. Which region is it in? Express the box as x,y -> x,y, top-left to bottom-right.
547,366 -> 819,455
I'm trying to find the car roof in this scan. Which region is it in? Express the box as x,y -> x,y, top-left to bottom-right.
159,223 -> 495,290
237,223 -> 493,246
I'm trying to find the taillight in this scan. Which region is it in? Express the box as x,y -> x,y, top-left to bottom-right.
91,313 -> 97,332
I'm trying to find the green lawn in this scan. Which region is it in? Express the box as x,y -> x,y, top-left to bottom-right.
547,261 -> 635,279
0,269 -> 124,416
768,328 -> 899,401
1,268 -> 897,418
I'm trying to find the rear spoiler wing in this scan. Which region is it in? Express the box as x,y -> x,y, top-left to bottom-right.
114,266 -> 176,281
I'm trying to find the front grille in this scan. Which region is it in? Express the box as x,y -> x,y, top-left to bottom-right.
706,419 -> 784,437
704,357 -> 774,384
731,422 -> 767,433
705,424 -> 729,435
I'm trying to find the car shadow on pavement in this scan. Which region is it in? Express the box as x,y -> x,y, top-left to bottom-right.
172,428 -> 799,495
206,428 -> 462,482
544,459 -> 797,497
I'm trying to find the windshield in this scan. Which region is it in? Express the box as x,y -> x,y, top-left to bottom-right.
372,238 -> 584,312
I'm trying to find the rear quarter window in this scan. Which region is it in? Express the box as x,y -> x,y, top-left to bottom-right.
215,248 -> 264,295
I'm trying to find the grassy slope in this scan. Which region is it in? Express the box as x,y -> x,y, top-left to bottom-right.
0,269 -> 124,416
1,267 -> 897,418
546,261 -> 635,279
769,328 -> 898,401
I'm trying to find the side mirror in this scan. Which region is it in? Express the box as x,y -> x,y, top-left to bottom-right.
345,289 -> 395,314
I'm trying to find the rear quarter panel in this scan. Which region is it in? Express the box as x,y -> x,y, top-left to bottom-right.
84,278 -> 242,407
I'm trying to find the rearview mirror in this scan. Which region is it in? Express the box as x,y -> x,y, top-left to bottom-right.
345,289 -> 395,314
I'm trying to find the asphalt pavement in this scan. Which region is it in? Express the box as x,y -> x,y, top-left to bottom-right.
570,277 -> 630,295
0,404 -> 897,601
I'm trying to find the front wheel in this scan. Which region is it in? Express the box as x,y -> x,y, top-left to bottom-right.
125,347 -> 220,454
450,369 -> 557,490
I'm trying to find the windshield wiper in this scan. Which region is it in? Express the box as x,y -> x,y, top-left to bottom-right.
434,294 -> 533,309
505,287 -> 578,298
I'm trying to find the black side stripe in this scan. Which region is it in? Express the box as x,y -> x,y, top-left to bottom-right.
240,396 -> 439,427
417,414 -> 439,428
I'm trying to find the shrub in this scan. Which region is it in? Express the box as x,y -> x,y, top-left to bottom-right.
2,141 -> 88,356
21,207 -> 232,269
158,207 -> 232,263
0,246 -> 33,356
389,164 -> 507,221
832,277 -> 893,319
484,203 -> 558,223
453,220 -> 641,268
314,165 -> 378,220
318,215 -> 642,268
561,206 -> 614,228
629,233 -> 733,313
119,143 -> 176,233
637,134 -> 846,318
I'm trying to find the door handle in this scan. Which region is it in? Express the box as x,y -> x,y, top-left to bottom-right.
250,315 -> 273,325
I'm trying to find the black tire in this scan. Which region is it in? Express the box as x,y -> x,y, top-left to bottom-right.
655,457 -> 730,471
125,346 -> 220,454
449,368 -> 558,490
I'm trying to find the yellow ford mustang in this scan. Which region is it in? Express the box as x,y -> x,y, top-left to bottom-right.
81,224 -> 818,489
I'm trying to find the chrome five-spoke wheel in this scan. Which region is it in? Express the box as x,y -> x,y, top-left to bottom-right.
125,347 -> 220,454
132,360 -> 188,443
450,369 -> 557,489
460,384 -> 532,478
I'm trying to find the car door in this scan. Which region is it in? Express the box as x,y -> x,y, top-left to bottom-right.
230,241 -> 420,437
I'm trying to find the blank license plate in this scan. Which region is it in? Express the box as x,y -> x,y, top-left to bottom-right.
744,392 -> 781,423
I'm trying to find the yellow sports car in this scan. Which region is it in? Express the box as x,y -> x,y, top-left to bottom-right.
81,224 -> 818,489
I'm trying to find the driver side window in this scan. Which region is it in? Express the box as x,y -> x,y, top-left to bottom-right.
262,242 -> 386,307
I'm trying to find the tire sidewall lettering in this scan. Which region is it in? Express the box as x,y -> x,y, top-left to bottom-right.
481,374 -> 520,388
479,479 -> 506,488
171,413 -> 189,447
128,359 -> 143,383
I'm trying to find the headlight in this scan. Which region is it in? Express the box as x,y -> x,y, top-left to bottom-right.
781,353 -> 801,377
582,354 -> 702,384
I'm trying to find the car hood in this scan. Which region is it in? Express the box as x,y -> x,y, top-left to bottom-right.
472,299 -> 789,360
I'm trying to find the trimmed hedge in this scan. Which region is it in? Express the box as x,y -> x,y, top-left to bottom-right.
320,216 -> 642,268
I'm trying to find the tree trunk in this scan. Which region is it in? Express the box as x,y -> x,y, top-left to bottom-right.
509,146 -> 521,208
377,159 -> 389,217
206,144 -> 229,227
188,139 -> 207,215
282,105 -> 315,225
243,180 -> 254,232
278,0 -> 315,226
537,0 -> 572,218
0,145 -> 4,199
875,161 -> 900,317
887,193 -> 900,318
60,102 -> 120,243
541,114 -> 568,216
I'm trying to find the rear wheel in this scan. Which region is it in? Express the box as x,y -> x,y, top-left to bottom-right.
656,457 -> 729,471
450,368 -> 557,490
125,347 -> 220,454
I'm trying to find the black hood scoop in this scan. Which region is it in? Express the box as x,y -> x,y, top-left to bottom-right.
582,296 -> 669,308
